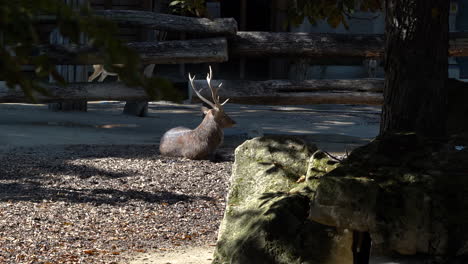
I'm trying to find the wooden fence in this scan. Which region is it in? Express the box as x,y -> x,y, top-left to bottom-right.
2,10 -> 468,105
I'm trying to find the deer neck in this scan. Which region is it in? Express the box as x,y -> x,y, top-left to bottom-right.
194,116 -> 223,138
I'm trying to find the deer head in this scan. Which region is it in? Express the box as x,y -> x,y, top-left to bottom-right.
189,66 -> 236,128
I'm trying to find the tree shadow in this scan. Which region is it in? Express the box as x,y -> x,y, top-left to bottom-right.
214,192 -> 335,263
0,182 -> 211,205
0,144 -> 216,205
256,134 -> 317,161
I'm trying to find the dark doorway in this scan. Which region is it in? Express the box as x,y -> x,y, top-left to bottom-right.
220,0 -> 271,80
353,231 -> 372,264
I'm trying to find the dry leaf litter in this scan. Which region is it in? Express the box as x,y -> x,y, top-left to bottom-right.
0,144 -> 234,263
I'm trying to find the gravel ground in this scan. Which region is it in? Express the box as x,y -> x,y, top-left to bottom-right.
0,144 -> 234,263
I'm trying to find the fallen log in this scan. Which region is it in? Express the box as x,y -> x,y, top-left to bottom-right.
34,37 -> 228,65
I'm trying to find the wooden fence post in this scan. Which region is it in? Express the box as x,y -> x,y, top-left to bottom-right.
48,0 -> 88,112
122,0 -> 158,117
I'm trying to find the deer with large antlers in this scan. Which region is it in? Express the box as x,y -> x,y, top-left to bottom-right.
159,66 -> 236,160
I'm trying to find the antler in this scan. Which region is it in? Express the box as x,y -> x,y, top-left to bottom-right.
189,66 -> 229,108
206,66 -> 229,106
189,72 -> 216,109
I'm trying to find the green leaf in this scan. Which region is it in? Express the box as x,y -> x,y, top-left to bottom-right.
327,13 -> 343,28
169,1 -> 182,6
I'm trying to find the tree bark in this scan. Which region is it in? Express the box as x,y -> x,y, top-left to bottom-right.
380,1 -> 449,137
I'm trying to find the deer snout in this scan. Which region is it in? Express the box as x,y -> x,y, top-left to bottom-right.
225,117 -> 236,128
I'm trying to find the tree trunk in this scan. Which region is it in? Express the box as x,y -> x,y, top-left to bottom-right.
380,0 -> 449,137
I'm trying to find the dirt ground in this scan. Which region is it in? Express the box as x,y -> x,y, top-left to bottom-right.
127,246 -> 215,264
0,102 -> 380,263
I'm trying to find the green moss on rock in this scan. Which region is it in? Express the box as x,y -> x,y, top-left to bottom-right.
306,150 -> 340,179
214,136 -> 352,264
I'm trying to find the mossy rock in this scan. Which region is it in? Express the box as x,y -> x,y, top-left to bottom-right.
306,150 -> 340,179
226,135 -> 317,206
213,136 -> 351,264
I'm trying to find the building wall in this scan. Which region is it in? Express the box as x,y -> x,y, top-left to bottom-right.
454,0 -> 468,80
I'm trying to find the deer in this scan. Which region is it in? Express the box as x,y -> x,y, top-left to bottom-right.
88,64 -> 122,82
88,64 -> 155,82
159,66 -> 236,160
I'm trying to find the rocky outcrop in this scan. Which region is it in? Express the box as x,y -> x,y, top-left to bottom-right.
214,133 -> 468,263
213,136 -> 352,264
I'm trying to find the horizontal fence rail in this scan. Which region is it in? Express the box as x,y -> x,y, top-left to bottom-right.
1,78 -> 467,105
191,79 -> 385,105
9,9 -> 468,105
0,81 -> 152,103
28,32 -> 468,65
93,10 -> 238,36
232,32 -> 468,59
34,37 -> 228,65
38,10 -> 238,36
1,79 -> 385,104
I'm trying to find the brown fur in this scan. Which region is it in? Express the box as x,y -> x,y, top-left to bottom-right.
159,108 -> 235,160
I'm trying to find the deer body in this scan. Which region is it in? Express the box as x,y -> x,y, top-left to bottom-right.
159,67 -> 235,160
159,114 -> 225,159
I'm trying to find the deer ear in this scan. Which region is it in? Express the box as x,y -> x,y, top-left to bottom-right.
201,106 -> 210,114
